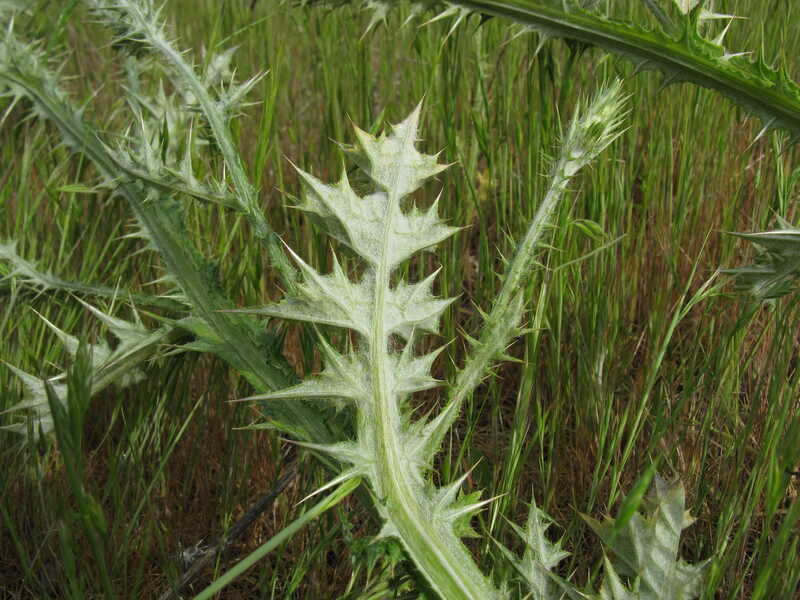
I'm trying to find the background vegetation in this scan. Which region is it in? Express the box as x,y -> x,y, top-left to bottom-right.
2,0 -> 799,597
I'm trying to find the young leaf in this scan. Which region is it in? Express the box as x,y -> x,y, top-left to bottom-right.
2,302 -> 179,440
495,495 -> 575,600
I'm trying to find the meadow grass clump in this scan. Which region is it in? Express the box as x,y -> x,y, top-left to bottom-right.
1,1 -> 800,598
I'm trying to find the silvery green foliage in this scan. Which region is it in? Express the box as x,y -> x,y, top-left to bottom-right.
1,11 -> 339,445
2,366 -> 66,439
238,106 -> 503,599
2,300 -> 168,439
0,22 -> 86,151
113,73 -> 239,210
1,4 -> 713,595
723,219 -> 800,300
0,240 -> 83,293
585,476 -> 709,600
234,81 -> 638,599
85,0 -> 264,121
0,238 -> 185,312
0,15 -> 230,211
301,0 -> 800,141
0,240 -> 184,441
235,89 -> 711,597
84,0 -> 294,282
495,497 -> 574,600
436,80 -> 627,457
85,0 -> 261,212
490,475 -> 708,600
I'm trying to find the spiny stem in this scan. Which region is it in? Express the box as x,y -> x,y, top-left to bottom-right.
367,114 -> 501,600
85,0 -> 296,285
0,27 -> 338,445
447,81 -> 627,421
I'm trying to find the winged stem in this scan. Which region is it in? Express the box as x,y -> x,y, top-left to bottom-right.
0,24 -> 338,445
84,0 -> 297,283
306,0 -> 800,140
366,115 -> 499,599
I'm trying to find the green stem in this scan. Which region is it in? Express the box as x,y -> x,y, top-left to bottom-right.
126,3 -> 296,284
368,120 -> 502,600
0,46 -> 337,445
448,81 -> 626,426
455,0 -> 800,137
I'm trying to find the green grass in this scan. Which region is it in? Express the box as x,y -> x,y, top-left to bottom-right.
2,0 -> 800,597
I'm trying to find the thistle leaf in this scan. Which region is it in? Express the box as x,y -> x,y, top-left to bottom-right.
0,239 -> 185,311
723,222 -> 800,299
597,556 -> 639,600
0,20 -> 342,445
295,169 -> 458,268
241,106 -> 500,599
1,364 -> 66,437
240,249 -> 374,334
584,476 -> 709,600
2,302 -> 175,440
303,0 -> 800,141
248,338 -> 369,409
346,103 -> 448,198
495,495 -> 573,600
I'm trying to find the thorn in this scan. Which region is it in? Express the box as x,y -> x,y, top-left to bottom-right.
748,117 -> 777,150
449,493 -> 506,520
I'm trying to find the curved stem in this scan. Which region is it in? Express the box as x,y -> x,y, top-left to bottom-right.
456,0 -> 800,137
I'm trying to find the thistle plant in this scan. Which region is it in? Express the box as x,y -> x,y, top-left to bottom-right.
239,104 -> 500,599
0,3 -> 343,448
226,85 -> 707,599
723,219 -> 800,300
3,0 -> 790,597
304,0 -> 800,141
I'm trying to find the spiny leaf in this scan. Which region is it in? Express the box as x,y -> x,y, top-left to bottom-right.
240,248 -> 374,334
247,338 -> 369,410
584,475 -> 709,600
346,103 -> 448,198
723,222 -> 800,299
238,254 -> 454,340
86,0 -> 297,284
293,439 -> 374,472
0,20 -> 342,444
2,301 -> 177,440
432,81 -> 627,466
295,168 -> 458,268
388,344 -> 444,396
384,269 -> 455,339
242,105 -> 503,599
429,469 -> 492,538
597,556 -> 639,600
1,364 -> 66,437
495,495 -> 573,600
304,0 -> 800,141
